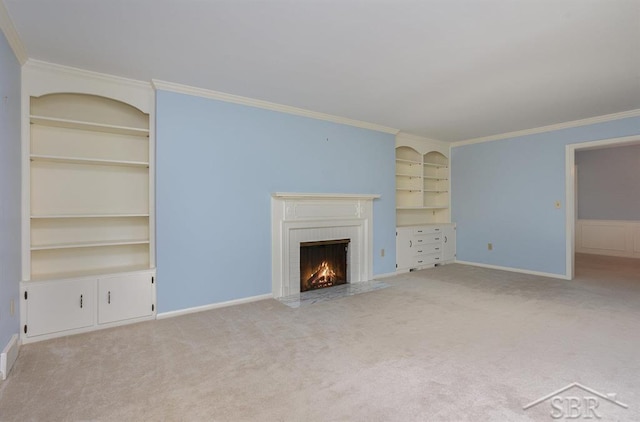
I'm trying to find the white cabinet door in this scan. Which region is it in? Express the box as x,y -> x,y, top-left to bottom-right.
396,227 -> 414,271
98,273 -> 153,324
25,278 -> 96,337
442,224 -> 456,262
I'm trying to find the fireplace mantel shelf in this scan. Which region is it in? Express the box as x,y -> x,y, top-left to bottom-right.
272,192 -> 381,200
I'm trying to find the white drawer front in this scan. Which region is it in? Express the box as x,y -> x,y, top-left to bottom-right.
413,253 -> 442,267
412,226 -> 442,236
414,233 -> 442,245
414,243 -> 442,256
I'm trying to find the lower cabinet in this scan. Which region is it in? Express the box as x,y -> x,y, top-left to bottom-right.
396,224 -> 456,272
98,273 -> 154,324
22,270 -> 155,342
23,278 -> 96,338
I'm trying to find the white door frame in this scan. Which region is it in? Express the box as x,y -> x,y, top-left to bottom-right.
565,135 -> 640,279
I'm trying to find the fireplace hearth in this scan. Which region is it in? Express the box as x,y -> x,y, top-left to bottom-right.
300,239 -> 349,292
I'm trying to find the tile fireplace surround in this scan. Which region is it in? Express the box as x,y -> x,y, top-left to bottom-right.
271,193 -> 379,298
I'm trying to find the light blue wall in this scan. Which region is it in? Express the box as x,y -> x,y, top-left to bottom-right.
576,144 -> 640,220
451,117 -> 640,276
156,91 -> 396,313
0,32 -> 21,348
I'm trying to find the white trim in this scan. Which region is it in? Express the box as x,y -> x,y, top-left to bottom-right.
272,192 -> 381,200
152,79 -> 399,135
27,59 -> 151,91
565,135 -> 640,279
395,131 -> 443,144
156,294 -> 272,320
455,260 -> 569,280
23,60 -> 153,113
372,271 -> 398,280
565,147 -> 576,279
453,109 -> 640,147
0,1 -> 27,65
0,334 -> 19,380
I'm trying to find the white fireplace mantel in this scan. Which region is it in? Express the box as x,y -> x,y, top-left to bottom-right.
272,192 -> 381,200
271,193 -> 379,298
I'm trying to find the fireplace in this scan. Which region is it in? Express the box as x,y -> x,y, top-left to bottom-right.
271,193 -> 379,298
300,239 -> 350,292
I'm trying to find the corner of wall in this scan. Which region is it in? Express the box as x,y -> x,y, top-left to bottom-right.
0,1 -> 28,64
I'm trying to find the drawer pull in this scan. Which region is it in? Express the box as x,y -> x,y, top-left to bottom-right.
435,257 -> 440,260
418,250 -> 423,253
444,236 -> 448,243
108,291 -> 111,304
409,240 -> 412,247
80,294 -> 83,309
417,260 -> 423,264
435,247 -> 440,250
435,238 -> 440,241
416,230 -> 423,233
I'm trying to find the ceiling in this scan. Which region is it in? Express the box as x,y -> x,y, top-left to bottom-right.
4,0 -> 640,142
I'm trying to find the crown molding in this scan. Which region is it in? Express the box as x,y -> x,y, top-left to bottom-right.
25,59 -> 152,90
152,79 -> 399,135
0,0 -> 27,65
396,131 -> 446,144
453,109 -> 640,147
24,59 -> 153,113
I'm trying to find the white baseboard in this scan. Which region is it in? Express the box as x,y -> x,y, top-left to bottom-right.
156,293 -> 273,320
372,272 -> 398,280
455,260 -> 569,280
1,334 -> 19,380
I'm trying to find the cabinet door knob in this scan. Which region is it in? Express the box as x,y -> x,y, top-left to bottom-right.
108,291 -> 111,304
409,240 -> 412,247
444,236 -> 448,243
80,294 -> 83,308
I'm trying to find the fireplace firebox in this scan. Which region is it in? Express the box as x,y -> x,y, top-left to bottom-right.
300,239 -> 350,292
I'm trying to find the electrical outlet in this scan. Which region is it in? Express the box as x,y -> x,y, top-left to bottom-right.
488,243 -> 493,251
380,248 -> 385,257
555,200 -> 562,209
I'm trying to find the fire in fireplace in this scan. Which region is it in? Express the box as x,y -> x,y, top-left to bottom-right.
300,239 -> 350,292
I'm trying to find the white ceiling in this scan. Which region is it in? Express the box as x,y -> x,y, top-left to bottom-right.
4,0 -> 640,142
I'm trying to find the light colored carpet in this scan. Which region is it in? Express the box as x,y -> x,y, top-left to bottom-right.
1,254 -> 639,421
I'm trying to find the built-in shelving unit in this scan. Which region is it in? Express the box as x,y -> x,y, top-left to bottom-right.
394,133 -> 456,272
395,144 -> 450,225
27,93 -> 152,281
21,77 -> 156,342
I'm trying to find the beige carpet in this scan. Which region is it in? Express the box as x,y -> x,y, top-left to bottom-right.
1,254 -> 639,421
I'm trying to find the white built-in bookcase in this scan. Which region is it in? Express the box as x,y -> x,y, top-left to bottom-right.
395,133 -> 451,226
20,61 -> 156,342
29,94 -> 151,279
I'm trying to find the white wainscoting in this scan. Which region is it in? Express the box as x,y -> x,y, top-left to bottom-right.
576,220 -> 640,258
